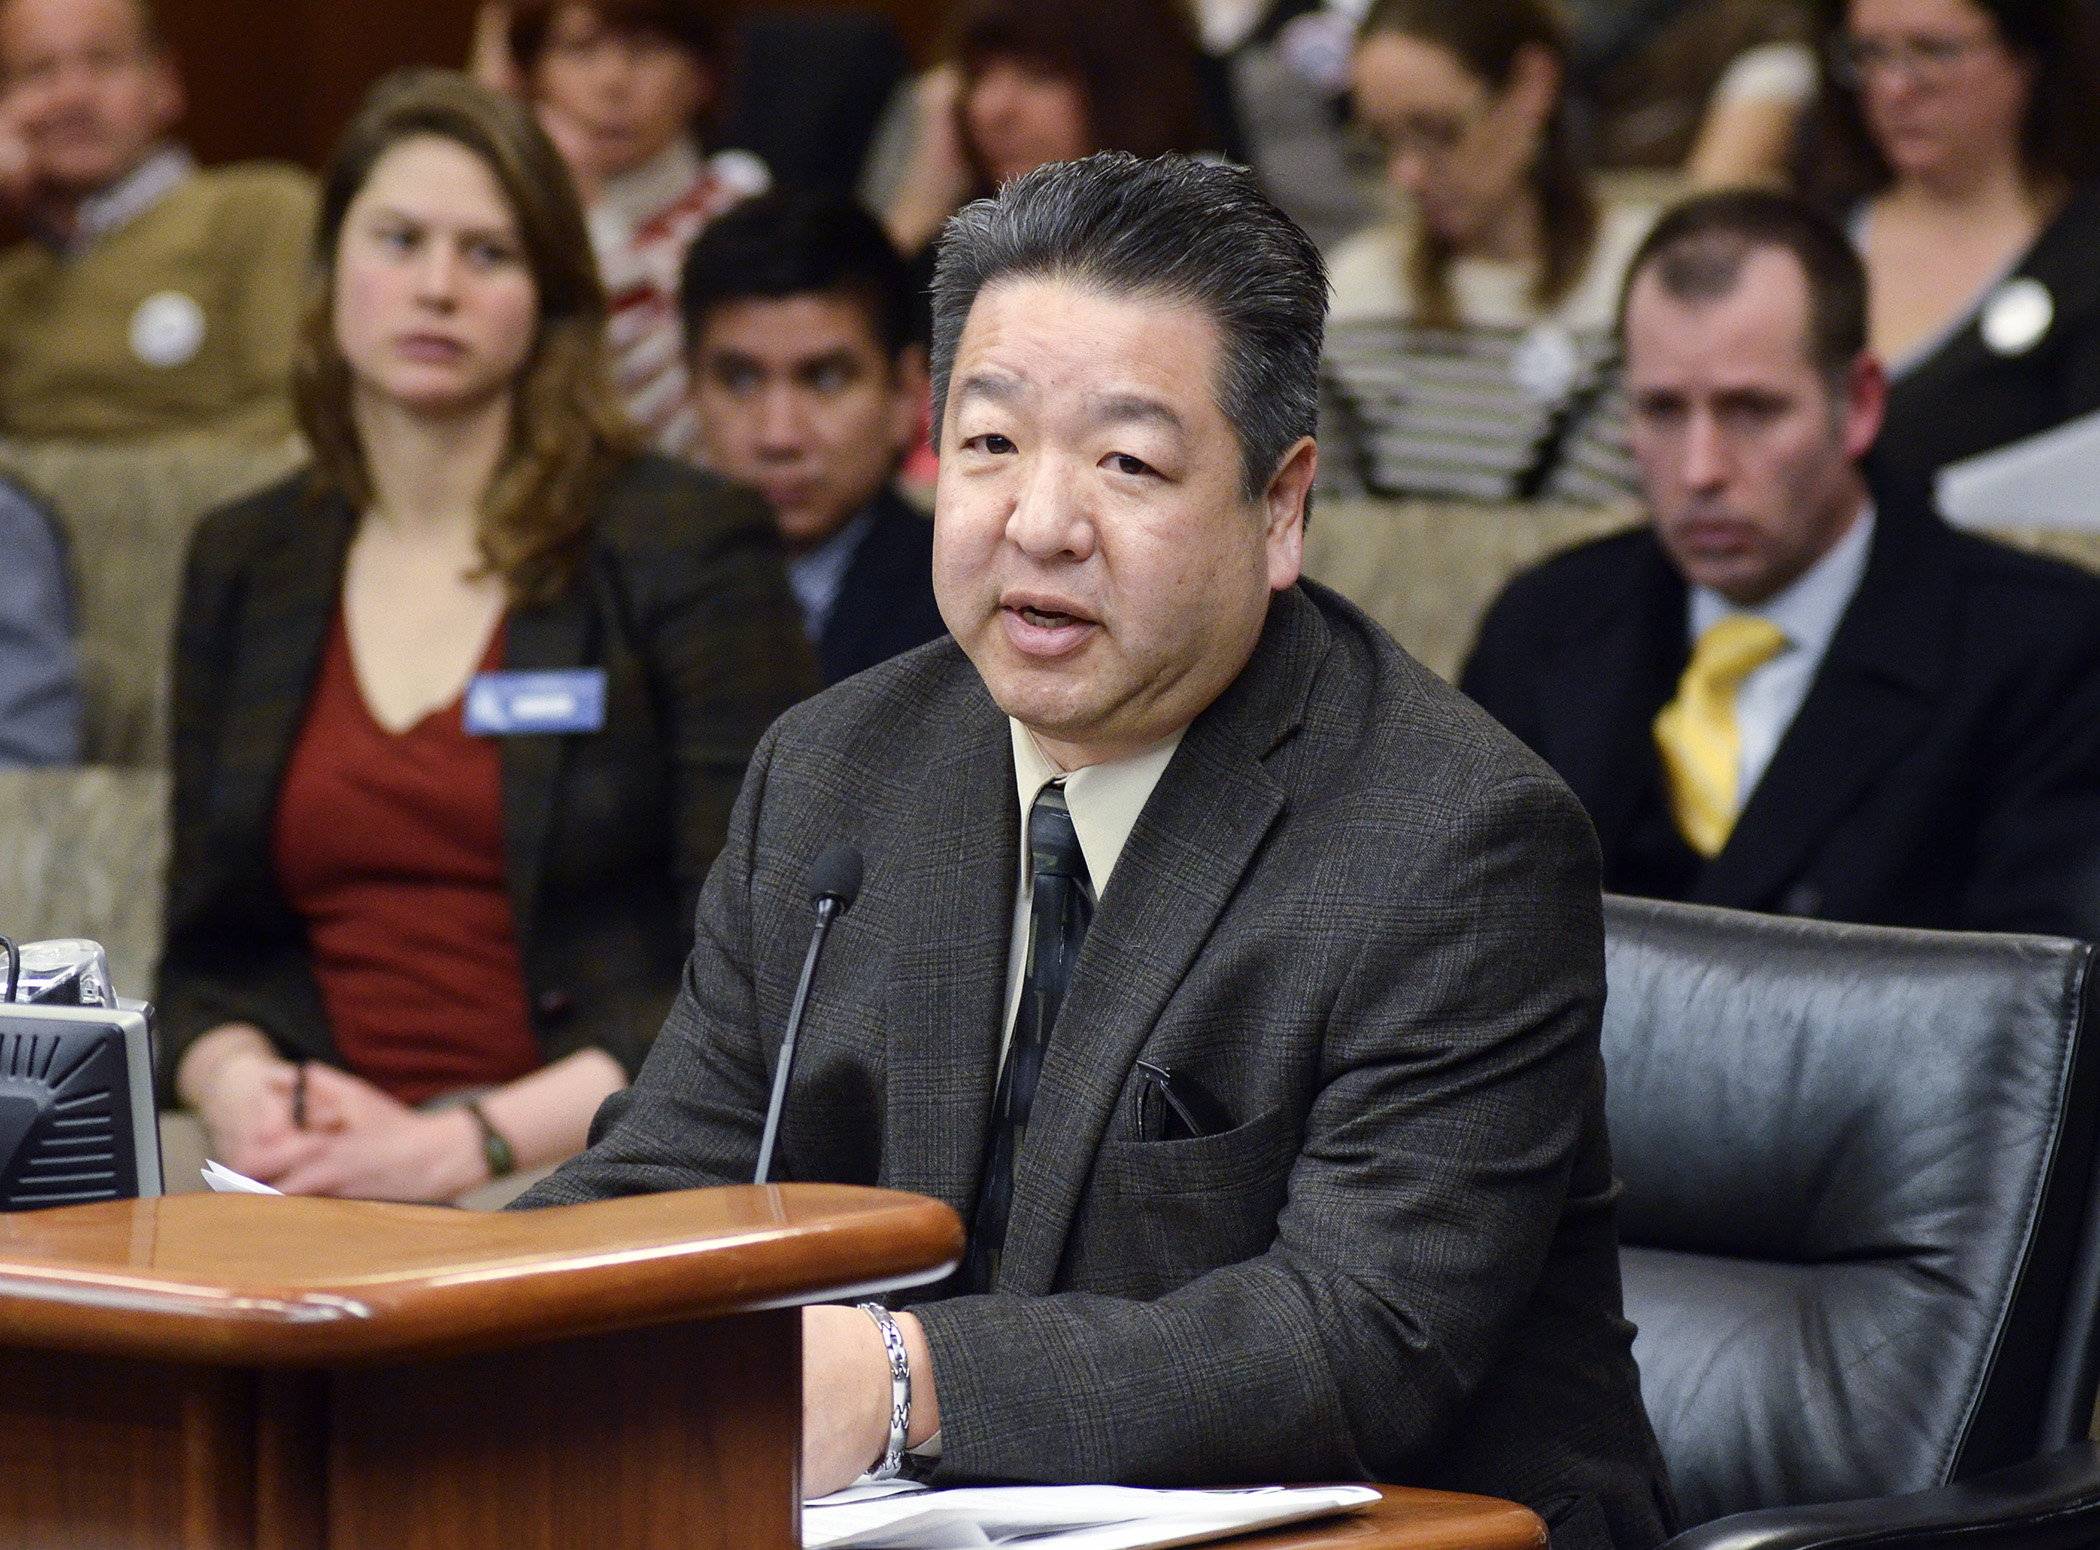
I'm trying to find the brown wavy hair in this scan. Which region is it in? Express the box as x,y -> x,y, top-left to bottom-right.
293,68 -> 640,606
1360,0 -> 1599,329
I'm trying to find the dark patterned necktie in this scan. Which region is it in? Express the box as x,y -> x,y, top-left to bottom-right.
962,784 -> 1095,1294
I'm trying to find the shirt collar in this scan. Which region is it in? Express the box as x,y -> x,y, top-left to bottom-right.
1010,720 -> 1185,896
57,142 -> 194,255
784,505 -> 878,644
587,135 -> 704,251
1689,504 -> 1876,657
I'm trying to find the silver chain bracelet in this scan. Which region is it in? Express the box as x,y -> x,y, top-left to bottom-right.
856,1301 -> 912,1481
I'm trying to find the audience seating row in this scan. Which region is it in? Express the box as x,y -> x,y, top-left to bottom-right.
11,431 -> 2100,1010
0,435 -> 305,768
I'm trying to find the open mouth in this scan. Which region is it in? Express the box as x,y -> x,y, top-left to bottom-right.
1019,605 -> 1082,628
1002,600 -> 1098,657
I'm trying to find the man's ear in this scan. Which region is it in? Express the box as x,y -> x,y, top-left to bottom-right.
1840,349 -> 1888,464
1263,436 -> 1317,592
149,55 -> 185,137
891,342 -> 931,448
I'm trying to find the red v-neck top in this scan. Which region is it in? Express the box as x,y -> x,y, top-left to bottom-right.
272,611 -> 541,1104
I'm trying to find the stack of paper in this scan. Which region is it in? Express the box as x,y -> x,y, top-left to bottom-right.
802,1482 -> 1381,1549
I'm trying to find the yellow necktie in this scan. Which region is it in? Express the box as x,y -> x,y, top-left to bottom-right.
1654,615 -> 1789,859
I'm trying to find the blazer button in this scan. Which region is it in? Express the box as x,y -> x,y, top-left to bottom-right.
1779,882 -> 1824,918
536,988 -> 574,1020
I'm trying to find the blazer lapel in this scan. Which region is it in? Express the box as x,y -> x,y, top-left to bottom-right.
993,588 -> 1323,1294
498,579 -> 597,950
1694,510 -> 1953,909
211,484 -> 353,860
877,673 -> 1016,1221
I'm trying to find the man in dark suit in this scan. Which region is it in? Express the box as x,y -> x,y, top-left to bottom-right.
529,153 -> 1673,1548
1464,190 -> 2100,938
683,187 -> 947,683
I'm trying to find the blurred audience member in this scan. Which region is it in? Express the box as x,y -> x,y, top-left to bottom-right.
478,1 -> 768,458
876,0 -> 1226,264
0,476 -> 78,764
1570,0 -> 1819,186
159,72 -> 815,1202
683,190 -> 944,685
1321,0 -> 1655,503
1803,0 -> 2100,517
1174,0 -> 1374,249
0,0 -> 316,439
1464,192 -> 2100,937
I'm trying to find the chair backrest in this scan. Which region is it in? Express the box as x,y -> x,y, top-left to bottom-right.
0,435 -> 305,766
0,767 -> 168,1002
1601,896 -> 2100,1528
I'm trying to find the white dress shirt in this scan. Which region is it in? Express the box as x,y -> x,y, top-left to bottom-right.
785,506 -> 877,644
1687,507 -> 1875,804
1001,720 -> 1184,1054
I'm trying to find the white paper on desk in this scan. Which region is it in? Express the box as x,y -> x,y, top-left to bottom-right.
201,1161 -> 282,1195
801,1483 -> 1380,1549
1937,408 -> 2100,530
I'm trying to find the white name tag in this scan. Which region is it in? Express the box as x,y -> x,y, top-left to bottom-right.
464,669 -> 607,735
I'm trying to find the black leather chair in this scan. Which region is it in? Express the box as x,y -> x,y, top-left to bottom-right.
1601,896 -> 2100,1548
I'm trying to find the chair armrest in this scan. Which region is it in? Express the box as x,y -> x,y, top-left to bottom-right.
1665,1442 -> 2100,1550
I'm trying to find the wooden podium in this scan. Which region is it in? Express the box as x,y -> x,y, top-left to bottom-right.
0,1185 -> 1545,1550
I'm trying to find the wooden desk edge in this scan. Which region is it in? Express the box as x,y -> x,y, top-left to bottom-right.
1231,1487 -> 1547,1550
0,1185 -> 965,1365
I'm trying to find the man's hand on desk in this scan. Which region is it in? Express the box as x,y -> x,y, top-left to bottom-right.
802,1304 -> 941,1498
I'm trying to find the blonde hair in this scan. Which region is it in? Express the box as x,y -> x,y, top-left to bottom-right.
293,68 -> 641,605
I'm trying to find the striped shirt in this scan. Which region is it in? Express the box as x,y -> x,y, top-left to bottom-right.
588,137 -> 769,461
1318,199 -> 1656,506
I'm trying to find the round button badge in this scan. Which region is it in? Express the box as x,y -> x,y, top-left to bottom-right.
128,291 -> 206,368
1511,323 -> 1581,405
1980,277 -> 2053,357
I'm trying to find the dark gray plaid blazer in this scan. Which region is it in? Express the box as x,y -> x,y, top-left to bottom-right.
156,455 -> 819,1099
522,580 -> 1675,1550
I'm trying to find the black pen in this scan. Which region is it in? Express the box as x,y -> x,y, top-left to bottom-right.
292,1062 -> 308,1130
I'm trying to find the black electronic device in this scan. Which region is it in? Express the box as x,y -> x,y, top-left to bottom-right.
0,936 -> 163,1209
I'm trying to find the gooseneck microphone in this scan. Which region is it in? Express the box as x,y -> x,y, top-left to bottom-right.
753,843 -> 863,1185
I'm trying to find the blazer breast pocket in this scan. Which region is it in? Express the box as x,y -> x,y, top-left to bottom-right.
1062,1105 -> 1299,1300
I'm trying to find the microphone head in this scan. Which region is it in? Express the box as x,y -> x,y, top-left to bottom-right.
808,843 -> 863,914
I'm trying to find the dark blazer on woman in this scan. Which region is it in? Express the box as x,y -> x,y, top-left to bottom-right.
1873,182 -> 2100,520
156,454 -> 821,1100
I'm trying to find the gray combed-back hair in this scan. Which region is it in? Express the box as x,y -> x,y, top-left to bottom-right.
929,152 -> 1328,501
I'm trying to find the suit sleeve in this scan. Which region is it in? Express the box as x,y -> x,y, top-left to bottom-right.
1958,597 -> 2100,938
1458,582 -> 1547,751
631,484 -> 822,932
514,716 -> 784,1202
911,771 -> 1608,1486
0,482 -> 81,765
153,507 -> 331,1100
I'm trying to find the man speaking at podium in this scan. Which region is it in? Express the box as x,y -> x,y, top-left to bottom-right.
522,153 -> 1674,1550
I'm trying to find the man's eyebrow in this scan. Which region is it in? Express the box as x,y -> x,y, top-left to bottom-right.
1087,394 -> 1184,434
952,371 -> 1025,408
